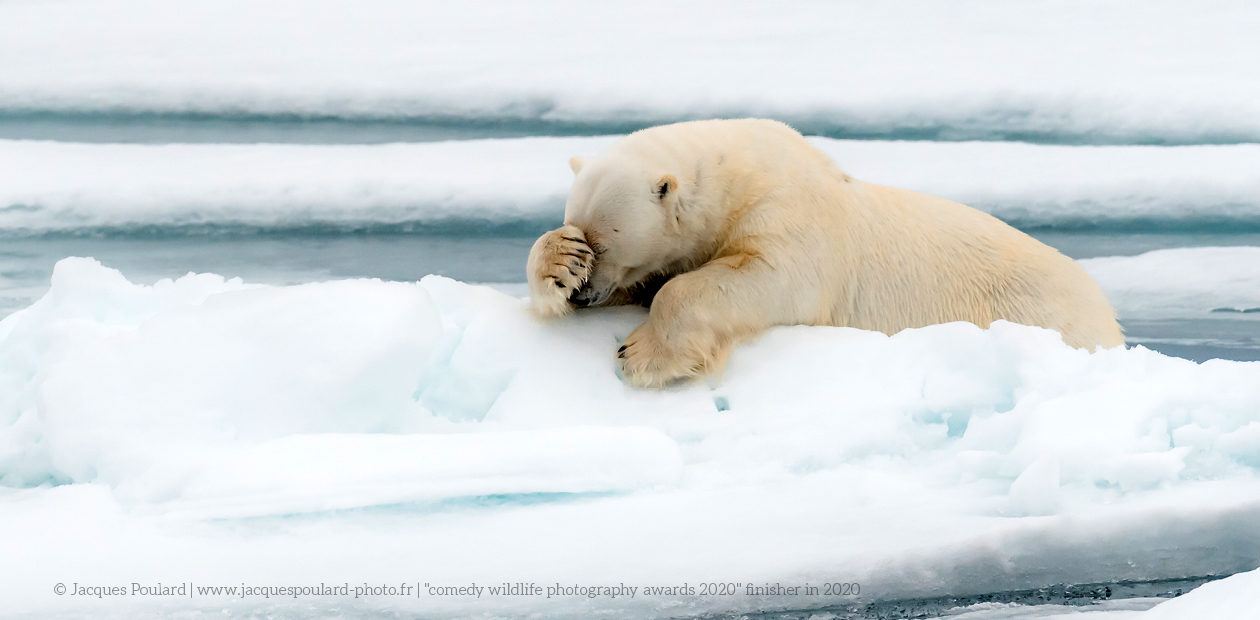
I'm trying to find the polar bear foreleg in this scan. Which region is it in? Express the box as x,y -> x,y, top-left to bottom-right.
618,258 -> 780,388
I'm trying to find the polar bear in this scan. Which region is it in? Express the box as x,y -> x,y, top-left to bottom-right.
527,119 -> 1123,388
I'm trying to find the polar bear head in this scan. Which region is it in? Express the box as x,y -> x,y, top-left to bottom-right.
562,153 -> 695,306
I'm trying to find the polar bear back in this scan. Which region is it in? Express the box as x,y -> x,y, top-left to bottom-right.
839,181 -> 1123,349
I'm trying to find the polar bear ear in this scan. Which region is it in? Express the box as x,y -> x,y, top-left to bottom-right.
655,175 -> 679,202
656,175 -> 682,232
568,156 -> 587,175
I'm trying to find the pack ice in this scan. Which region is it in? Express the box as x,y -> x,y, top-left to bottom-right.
1,258 -> 1259,618
2,0 -> 1259,144
4,138 -> 1260,234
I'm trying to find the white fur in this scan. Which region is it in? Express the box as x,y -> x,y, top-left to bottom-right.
528,119 -> 1124,388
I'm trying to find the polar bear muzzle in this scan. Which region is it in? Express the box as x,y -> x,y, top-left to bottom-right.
570,280 -> 610,307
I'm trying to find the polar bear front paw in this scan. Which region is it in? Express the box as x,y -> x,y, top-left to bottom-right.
618,320 -> 709,388
527,225 -> 594,319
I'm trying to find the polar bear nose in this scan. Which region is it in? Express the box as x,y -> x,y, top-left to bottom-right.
570,283 -> 599,307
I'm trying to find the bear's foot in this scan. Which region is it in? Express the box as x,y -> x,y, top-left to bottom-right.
618,320 -> 713,388
526,225 -> 594,318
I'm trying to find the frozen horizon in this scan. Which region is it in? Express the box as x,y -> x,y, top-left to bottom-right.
1,1 -> 1259,145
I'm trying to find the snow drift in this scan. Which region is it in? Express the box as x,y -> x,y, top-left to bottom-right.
1,258 -> 1259,618
3,137 -> 1260,235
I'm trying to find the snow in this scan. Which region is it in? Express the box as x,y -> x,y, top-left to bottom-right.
0,137 -> 616,234
1,1 -> 1258,144
1081,247 -> 1260,318
819,140 -> 1260,232
2,258 -> 1259,618
1138,566 -> 1260,618
3,137 -> 1259,234
935,567 -> 1260,618
933,599 -> 1160,619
